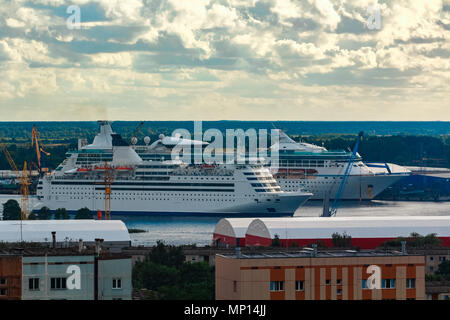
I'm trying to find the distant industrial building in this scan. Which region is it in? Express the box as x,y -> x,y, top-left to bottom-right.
0,220 -> 131,248
216,250 -> 426,300
212,216 -> 450,249
0,245 -> 132,300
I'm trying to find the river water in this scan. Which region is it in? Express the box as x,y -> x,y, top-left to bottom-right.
1,195 -> 449,246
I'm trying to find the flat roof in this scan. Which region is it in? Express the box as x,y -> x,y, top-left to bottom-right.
219,250 -> 420,259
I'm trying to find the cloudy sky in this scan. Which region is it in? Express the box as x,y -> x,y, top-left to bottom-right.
0,0 -> 449,121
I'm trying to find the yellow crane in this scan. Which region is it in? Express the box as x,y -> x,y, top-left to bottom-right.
31,125 -> 51,173
0,142 -> 29,220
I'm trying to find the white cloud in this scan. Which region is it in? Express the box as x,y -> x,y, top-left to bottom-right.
0,0 -> 448,120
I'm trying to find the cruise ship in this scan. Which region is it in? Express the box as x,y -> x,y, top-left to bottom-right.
35,122 -> 312,216
267,132 -> 411,200
136,131 -> 411,201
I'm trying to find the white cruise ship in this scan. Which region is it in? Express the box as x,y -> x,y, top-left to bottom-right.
35,122 -> 312,216
136,131 -> 411,201
267,132 -> 411,200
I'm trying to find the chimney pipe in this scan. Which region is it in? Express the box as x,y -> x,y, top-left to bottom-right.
401,240 -> 407,255
312,244 -> 317,257
78,239 -> 84,253
95,238 -> 104,257
51,231 -> 56,249
235,238 -> 242,258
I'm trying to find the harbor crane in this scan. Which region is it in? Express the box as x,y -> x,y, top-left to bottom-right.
322,131 -> 364,217
31,125 -> 51,173
0,141 -> 30,220
104,161 -> 114,220
130,121 -> 145,146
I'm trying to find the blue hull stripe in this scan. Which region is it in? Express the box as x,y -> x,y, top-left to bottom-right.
52,210 -> 295,218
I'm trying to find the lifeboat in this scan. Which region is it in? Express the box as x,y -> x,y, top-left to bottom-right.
77,168 -> 91,172
289,169 -> 305,174
115,166 -> 133,170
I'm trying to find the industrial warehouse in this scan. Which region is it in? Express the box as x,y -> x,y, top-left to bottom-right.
214,216 -> 450,249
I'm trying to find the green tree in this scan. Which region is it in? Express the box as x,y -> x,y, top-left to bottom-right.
271,234 -> 281,247
436,261 -> 450,280
27,212 -> 37,220
132,241 -> 215,300
332,232 -> 352,247
54,208 -> 70,220
2,199 -> 21,220
133,261 -> 179,290
146,241 -> 185,268
37,206 -> 52,220
75,207 -> 93,219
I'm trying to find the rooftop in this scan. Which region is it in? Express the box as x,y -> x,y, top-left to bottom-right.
220,249 -> 419,259
0,246 -> 130,259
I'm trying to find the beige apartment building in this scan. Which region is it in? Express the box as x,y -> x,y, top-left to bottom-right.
216,250 -> 425,300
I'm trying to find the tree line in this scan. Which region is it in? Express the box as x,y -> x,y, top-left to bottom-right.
1,199 -> 94,220
133,241 -> 215,300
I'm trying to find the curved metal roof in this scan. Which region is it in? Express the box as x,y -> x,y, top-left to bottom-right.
213,218 -> 255,238
246,216 -> 450,240
0,220 -> 131,243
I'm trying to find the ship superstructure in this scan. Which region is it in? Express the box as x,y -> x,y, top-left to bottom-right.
136,131 -> 411,200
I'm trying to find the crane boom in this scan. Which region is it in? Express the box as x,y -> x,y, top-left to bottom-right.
31,125 -> 50,172
323,131 -> 364,217
0,141 -> 29,219
130,121 -> 144,144
0,143 -> 19,172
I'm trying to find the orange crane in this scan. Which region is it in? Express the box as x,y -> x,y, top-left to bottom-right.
0,142 -> 29,220
31,125 -> 51,173
104,161 -> 113,220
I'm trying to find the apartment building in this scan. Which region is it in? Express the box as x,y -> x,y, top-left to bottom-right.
216,250 -> 425,300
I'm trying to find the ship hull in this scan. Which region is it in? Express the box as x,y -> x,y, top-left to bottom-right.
277,174 -> 408,200
36,179 -> 311,217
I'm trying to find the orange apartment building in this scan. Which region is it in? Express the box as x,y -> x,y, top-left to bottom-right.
216,250 -> 425,300
0,254 -> 22,300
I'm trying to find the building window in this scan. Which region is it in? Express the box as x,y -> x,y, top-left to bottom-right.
29,278 -> 40,291
270,281 -> 284,291
325,279 -> 331,285
50,277 -> 67,290
0,278 -> 6,285
0,289 -> 7,296
295,281 -> 304,291
233,281 -> 237,293
112,278 -> 122,289
337,279 -> 342,285
382,279 -> 396,289
337,289 -> 342,295
406,279 -> 415,289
